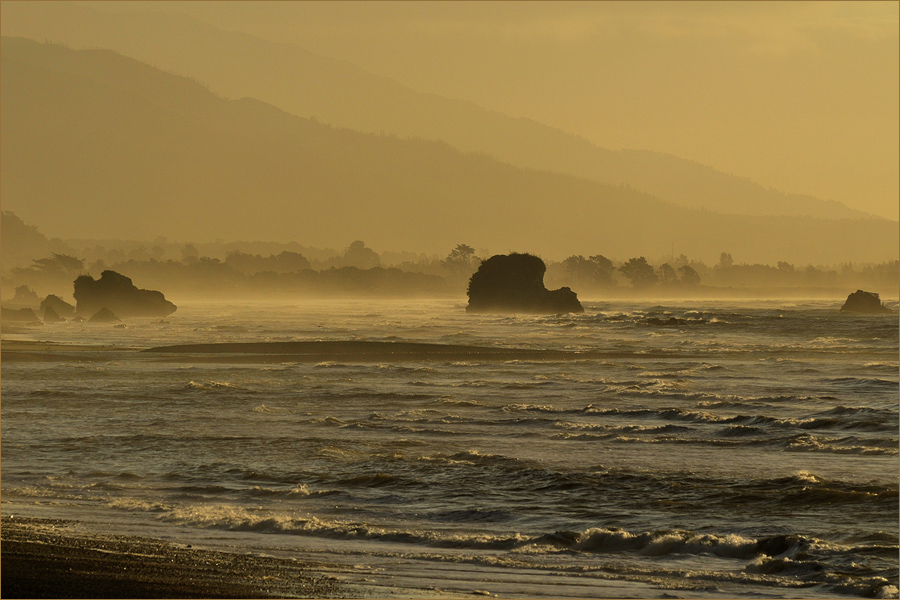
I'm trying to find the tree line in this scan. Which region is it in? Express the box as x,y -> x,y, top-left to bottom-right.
2,240 -> 897,303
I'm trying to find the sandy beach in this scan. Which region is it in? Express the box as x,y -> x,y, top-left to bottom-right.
1,516 -> 352,599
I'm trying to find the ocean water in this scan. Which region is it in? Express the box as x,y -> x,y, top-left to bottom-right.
2,298 -> 898,598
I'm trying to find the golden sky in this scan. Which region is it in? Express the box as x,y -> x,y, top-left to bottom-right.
35,1 -> 900,220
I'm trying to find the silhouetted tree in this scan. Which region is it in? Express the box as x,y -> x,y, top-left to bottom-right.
31,257 -> 66,275
51,253 -> 86,277
777,261 -> 794,272
225,250 -> 311,274
589,254 -> 614,273
442,244 -> 479,276
657,263 -> 677,285
718,252 -> 734,269
561,254 -> 615,288
446,244 -> 475,263
619,257 -> 658,288
673,254 -> 691,267
678,265 -> 701,286
562,255 -> 592,283
181,244 -> 199,264
30,253 -> 85,278
89,259 -> 108,277
273,251 -> 311,272
343,241 -> 381,269
12,285 -> 40,305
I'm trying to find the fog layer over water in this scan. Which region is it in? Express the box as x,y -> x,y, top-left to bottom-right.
2,299 -> 898,598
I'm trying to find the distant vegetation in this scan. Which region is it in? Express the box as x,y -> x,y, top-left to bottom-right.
2,216 -> 897,304
544,252 -> 899,298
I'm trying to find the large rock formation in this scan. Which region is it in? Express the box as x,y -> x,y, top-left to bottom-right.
42,305 -> 65,323
1,307 -> 40,322
840,290 -> 892,314
40,294 -> 76,320
10,285 -> 40,308
467,253 -> 584,314
74,270 -> 176,318
88,307 -> 120,323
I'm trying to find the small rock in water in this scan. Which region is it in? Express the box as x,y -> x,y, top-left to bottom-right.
839,290 -> 891,314
89,307 -> 120,323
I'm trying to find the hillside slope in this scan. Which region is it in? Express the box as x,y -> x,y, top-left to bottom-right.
0,2 -> 876,221
1,38 -> 895,264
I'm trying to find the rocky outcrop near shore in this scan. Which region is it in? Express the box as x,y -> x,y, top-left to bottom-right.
74,271 -> 176,318
40,295 -> 76,320
467,253 -> 583,314
840,290 -> 892,314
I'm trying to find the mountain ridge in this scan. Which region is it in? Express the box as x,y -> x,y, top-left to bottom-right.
0,1 -> 878,221
1,37 -> 896,264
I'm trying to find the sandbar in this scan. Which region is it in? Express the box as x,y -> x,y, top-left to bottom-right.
142,340 -> 582,363
1,340 -> 137,363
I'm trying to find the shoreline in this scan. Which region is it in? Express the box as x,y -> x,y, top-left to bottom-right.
1,516 -> 353,599
0,513 -> 665,599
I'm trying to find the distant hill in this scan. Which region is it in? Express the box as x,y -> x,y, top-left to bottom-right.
0,2 -> 876,221
1,211 -> 51,270
1,37 -> 896,264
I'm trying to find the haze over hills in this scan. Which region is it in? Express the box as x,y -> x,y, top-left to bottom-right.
2,37 -> 896,265
0,1 -> 878,222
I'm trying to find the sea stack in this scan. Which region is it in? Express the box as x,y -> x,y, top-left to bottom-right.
88,307 -> 121,323
40,294 -> 76,320
466,253 -> 584,314
839,290 -> 891,314
74,270 -> 177,318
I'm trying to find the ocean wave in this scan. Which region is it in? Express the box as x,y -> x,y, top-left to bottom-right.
183,380 -> 252,392
785,434 -> 900,456
247,484 -> 341,499
156,504 -> 530,549
438,397 -> 486,407
864,362 -> 900,373
718,424 -> 763,437
138,503 -> 846,567
502,403 -> 559,413
826,377 -> 899,389
336,472 -> 420,488
553,528 -> 772,559
585,428 -> 897,455
570,402 -> 897,435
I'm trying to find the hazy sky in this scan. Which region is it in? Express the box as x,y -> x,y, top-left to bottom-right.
57,1 -> 900,219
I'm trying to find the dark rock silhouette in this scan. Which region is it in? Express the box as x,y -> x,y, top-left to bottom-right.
840,290 -> 891,314
467,253 -> 584,314
89,307 -> 120,323
42,305 -> 64,322
41,294 -> 76,319
1,307 -> 40,322
74,270 -> 176,317
11,285 -> 40,307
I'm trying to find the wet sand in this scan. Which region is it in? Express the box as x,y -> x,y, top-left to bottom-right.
1,516 -> 351,599
0,340 -> 138,363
